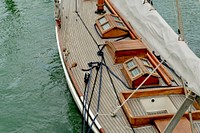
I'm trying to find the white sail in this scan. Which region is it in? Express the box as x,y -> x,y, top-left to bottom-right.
111,0 -> 200,96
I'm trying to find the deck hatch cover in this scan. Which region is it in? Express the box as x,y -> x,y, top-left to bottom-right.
140,96 -> 177,114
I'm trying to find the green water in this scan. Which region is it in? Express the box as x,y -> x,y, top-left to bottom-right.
0,0 -> 199,133
0,0 -> 81,133
153,0 -> 200,57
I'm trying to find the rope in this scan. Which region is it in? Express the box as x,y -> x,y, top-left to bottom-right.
75,0 -> 78,13
97,59 -> 103,112
81,62 -> 101,133
102,56 -> 121,103
103,55 -> 136,133
82,70 -> 92,133
76,12 -> 100,50
102,55 -> 136,133
94,24 -> 103,38
175,0 -> 185,41
87,114 -> 99,133
112,59 -> 166,116
86,66 -> 100,124
76,6 -> 135,132
85,45 -> 135,132
87,58 -> 103,133
101,63 -> 133,89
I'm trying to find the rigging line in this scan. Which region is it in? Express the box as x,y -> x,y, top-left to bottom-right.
102,58 -> 136,133
87,113 -> 99,133
172,0 -> 178,30
102,56 -> 121,104
94,24 -> 103,38
86,66 -> 100,126
175,0 -> 185,41
101,63 -> 133,89
75,0 -> 78,13
82,70 -> 92,133
82,75 -> 89,133
83,70 -> 93,132
153,51 -> 180,79
76,12 -> 100,50
112,59 -> 166,116
81,63 -> 101,133
87,58 -> 104,133
98,48 -> 136,133
97,58 -> 103,112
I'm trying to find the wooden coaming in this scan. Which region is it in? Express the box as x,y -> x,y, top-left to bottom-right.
105,0 -> 139,40
122,56 -> 160,88
147,52 -> 172,86
102,28 -> 128,38
59,0 -> 135,132
120,87 -> 200,126
57,0 -> 192,132
105,0 -> 173,86
147,52 -> 173,81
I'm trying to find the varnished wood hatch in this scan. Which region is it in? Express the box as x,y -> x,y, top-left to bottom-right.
95,14 -> 129,38
122,56 -> 160,88
105,40 -> 147,64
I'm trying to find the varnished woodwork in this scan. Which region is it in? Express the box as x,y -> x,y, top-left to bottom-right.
65,61 -> 83,97
104,0 -> 139,40
106,40 -> 147,64
120,87 -> 200,126
99,128 -> 106,133
96,0 -> 105,11
95,14 -> 129,38
121,68 -> 133,88
148,52 -> 173,81
154,117 -> 197,133
133,76 -> 159,88
119,93 -> 134,124
122,87 -> 184,99
105,0 -> 173,86
122,56 -> 160,88
147,53 -> 172,86
57,26 -> 83,97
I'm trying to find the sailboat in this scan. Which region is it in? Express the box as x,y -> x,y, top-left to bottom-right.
54,0 -> 200,132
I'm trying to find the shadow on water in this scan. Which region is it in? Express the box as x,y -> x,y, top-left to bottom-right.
4,0 -> 20,16
41,51 -> 82,132
0,0 -> 23,56
48,52 -> 65,83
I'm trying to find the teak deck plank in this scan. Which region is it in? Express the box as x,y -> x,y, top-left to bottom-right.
59,0 -> 188,132
154,117 -> 196,133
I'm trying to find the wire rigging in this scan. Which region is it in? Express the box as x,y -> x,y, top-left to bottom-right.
83,45 -> 135,133
74,3 -> 135,132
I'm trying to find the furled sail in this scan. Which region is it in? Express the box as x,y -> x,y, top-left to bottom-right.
110,0 -> 200,95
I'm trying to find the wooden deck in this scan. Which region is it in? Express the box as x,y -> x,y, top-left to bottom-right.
60,0 -> 135,132
154,117 -> 196,133
57,0 -> 187,132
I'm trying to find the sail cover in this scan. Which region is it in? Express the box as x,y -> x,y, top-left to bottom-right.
110,0 -> 200,95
